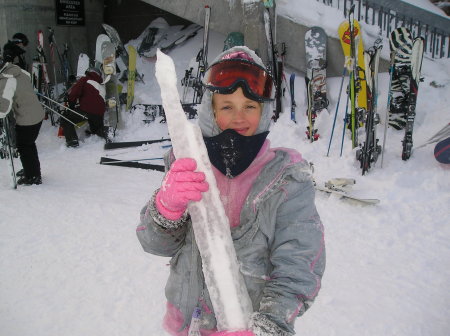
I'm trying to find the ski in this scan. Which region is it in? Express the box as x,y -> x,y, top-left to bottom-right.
415,123 -> 450,149
48,27 -> 72,89
356,42 -> 382,175
102,23 -> 144,83
264,5 -> 283,121
103,138 -> 170,150
305,26 -> 328,141
126,45 -> 137,111
289,73 -> 296,123
180,5 -> 210,106
99,157 -> 165,171
338,5 -> 366,148
0,71 -> 18,189
402,37 -> 424,161
0,115 -> 18,189
388,27 -> 414,130
315,178 -> 380,205
34,30 -> 56,125
131,103 -> 198,122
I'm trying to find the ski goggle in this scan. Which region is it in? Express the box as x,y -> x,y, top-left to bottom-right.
203,59 -> 274,102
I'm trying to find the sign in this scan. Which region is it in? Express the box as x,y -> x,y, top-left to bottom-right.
55,0 -> 85,26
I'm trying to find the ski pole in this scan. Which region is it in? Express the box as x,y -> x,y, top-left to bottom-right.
100,157 -> 163,164
38,103 -> 84,127
340,90 -> 351,157
36,92 -> 87,119
327,67 -> 347,156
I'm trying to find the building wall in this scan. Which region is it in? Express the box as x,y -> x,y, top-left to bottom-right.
0,0 -> 104,82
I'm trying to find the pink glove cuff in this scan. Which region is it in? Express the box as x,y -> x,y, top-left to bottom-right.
211,331 -> 255,336
155,190 -> 186,221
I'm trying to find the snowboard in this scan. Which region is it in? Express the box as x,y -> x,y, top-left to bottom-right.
102,23 -> 144,83
401,37 -> 424,161
223,32 -> 244,51
434,137 -> 450,164
95,34 -> 111,68
76,53 -> 90,78
388,27 -> 414,130
102,40 -> 120,138
305,26 -> 328,141
126,45 -> 137,111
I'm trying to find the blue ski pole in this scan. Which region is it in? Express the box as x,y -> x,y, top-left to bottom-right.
340,91 -> 351,157
327,68 -> 346,156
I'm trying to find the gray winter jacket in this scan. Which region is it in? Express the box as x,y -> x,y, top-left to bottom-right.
0,63 -> 44,126
137,149 -> 325,335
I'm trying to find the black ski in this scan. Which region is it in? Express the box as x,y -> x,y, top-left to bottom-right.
131,103 -> 198,122
99,157 -> 165,171
104,138 -> 170,150
0,115 -> 18,189
289,73 -> 296,123
356,42 -> 382,175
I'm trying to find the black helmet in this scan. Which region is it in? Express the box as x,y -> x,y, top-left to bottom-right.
12,33 -> 29,46
85,67 -> 102,77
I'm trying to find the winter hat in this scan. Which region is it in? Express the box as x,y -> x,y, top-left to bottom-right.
12,33 -> 29,46
198,46 -> 274,137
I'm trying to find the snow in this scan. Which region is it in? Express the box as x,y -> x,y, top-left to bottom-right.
1,0 -> 449,335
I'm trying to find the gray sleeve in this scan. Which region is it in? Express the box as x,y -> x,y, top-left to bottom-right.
259,177 -> 326,334
0,74 -> 16,117
136,190 -> 190,257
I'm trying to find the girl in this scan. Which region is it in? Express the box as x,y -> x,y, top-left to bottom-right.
137,46 -> 325,336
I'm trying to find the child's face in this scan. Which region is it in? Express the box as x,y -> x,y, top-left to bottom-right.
213,87 -> 262,136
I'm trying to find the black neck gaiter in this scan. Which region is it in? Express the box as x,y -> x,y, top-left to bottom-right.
204,129 -> 269,178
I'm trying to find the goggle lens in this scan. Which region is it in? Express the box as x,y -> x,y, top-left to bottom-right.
204,59 -> 274,102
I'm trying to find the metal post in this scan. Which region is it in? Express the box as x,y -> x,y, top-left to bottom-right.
357,0 -> 361,21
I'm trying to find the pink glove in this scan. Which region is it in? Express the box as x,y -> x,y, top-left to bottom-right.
155,158 -> 209,220
210,332 -> 255,336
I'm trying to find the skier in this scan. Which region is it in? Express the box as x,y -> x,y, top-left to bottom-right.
3,33 -> 29,71
136,47 -> 325,336
61,67 -> 106,147
0,56 -> 45,185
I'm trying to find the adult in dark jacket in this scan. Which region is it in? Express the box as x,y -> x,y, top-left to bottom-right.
60,68 -> 106,147
0,60 -> 45,185
3,33 -> 29,71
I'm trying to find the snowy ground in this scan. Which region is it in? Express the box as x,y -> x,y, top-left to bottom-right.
1,1 -> 450,335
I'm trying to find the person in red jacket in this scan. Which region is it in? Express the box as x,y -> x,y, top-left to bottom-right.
60,67 -> 106,147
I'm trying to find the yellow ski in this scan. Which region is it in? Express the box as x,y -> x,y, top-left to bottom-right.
338,9 -> 367,148
126,45 -> 137,111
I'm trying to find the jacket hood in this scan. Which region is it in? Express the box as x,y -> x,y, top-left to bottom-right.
198,46 -> 273,138
0,62 -> 23,77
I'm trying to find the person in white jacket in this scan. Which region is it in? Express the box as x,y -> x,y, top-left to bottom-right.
0,56 -> 45,185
